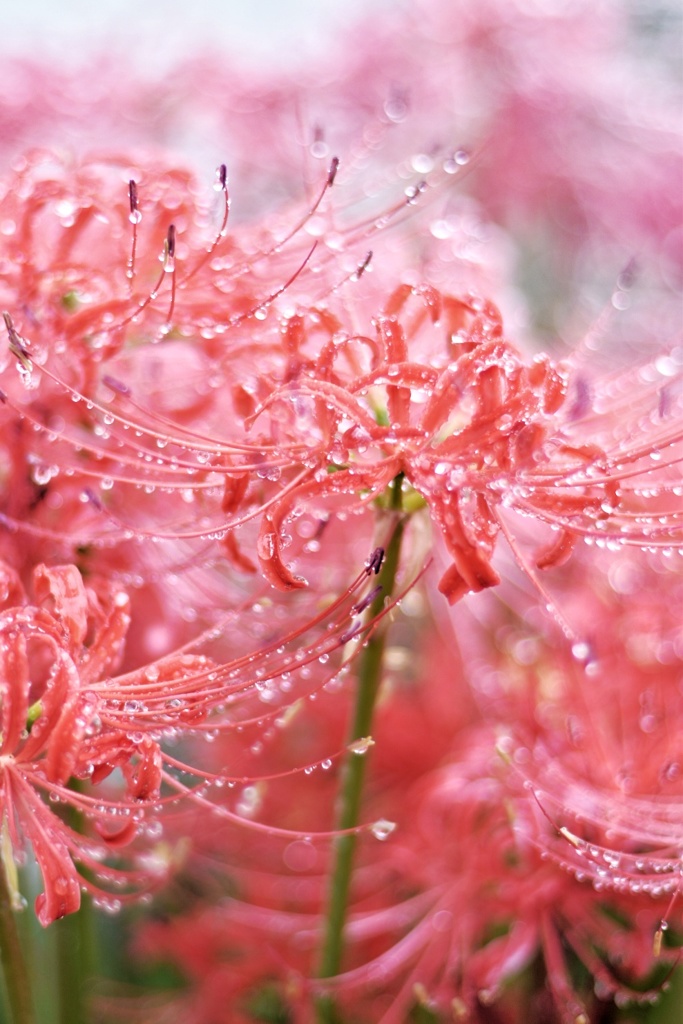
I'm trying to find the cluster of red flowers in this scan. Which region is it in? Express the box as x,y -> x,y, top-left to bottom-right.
0,1 -> 682,1022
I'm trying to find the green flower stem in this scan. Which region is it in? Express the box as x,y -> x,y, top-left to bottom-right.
55,898 -> 93,1024
0,861 -> 33,1024
317,476 -> 405,1022
57,784 -> 97,1024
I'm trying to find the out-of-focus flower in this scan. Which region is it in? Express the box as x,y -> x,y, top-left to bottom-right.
117,725 -> 681,1024
469,546 -> 683,914
332,731 -> 681,1024
125,548 -> 683,1022
2,0 -> 679,341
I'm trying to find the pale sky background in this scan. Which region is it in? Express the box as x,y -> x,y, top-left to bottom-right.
0,0 -> 379,68
1,0 -> 680,75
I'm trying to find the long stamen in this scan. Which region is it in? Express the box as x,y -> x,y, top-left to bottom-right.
177,163 -> 231,286
127,178 -> 140,287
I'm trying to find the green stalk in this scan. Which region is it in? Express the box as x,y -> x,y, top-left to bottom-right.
56,782 -> 96,1024
0,858 -> 33,1024
316,476 -> 405,1022
54,897 -> 93,1024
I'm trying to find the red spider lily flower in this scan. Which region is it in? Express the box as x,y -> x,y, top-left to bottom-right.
0,561 -> 171,923
239,287 -> 682,602
6,242 -> 680,610
0,546 -> 401,924
3,150 -> 679,610
0,150 -> 387,579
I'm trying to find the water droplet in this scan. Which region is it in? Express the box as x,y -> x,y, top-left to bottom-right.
349,736 -> 375,756
571,641 -> 592,663
370,818 -> 396,841
411,153 -> 434,174
257,533 -> 275,560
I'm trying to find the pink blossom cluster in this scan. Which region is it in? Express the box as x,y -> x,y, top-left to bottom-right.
0,1 -> 682,1022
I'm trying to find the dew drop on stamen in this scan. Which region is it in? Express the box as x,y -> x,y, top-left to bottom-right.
571,641 -> 591,663
370,818 -> 396,841
411,154 -> 434,174
349,736 -> 374,755
383,93 -> 408,123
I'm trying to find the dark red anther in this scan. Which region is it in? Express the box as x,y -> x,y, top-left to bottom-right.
366,547 -> 385,576
218,164 -> 227,191
352,585 -> 382,614
3,312 -> 31,363
83,487 -> 104,511
3,311 -> 19,344
102,375 -> 131,396
327,156 -> 340,187
617,258 -> 638,291
356,252 -> 373,280
567,376 -> 591,422
339,621 -> 364,644
128,179 -> 138,216
166,224 -> 176,259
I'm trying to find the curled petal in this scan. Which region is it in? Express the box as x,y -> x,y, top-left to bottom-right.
535,529 -> 575,570
376,316 -> 407,364
529,356 -> 568,414
0,561 -> 25,611
349,361 -> 438,397
45,691 -> 97,786
438,559 -> 501,606
124,736 -> 163,802
10,779 -> 82,925
79,586 -> 131,684
256,462 -> 399,591
94,819 -> 138,848
430,495 -> 501,604
221,471 -> 250,515
0,626 -> 29,756
382,283 -> 442,325
21,643 -> 80,762
33,846 -> 81,925
257,512 -> 309,592
247,377 -> 378,439
317,332 -> 380,378
376,318 -> 411,428
220,530 -> 257,575
33,564 -> 88,647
